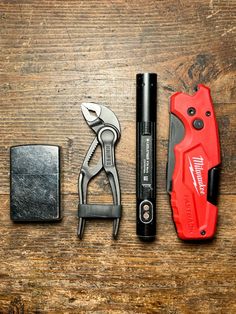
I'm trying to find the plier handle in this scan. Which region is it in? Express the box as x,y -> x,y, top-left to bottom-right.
78,103 -> 122,239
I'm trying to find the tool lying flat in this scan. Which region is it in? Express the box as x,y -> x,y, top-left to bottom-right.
136,73 -> 157,241
78,103 -> 122,239
167,85 -> 221,240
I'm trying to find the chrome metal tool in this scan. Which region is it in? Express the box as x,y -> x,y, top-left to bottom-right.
78,103 -> 122,239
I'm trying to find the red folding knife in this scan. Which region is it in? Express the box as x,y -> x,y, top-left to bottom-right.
167,85 -> 221,240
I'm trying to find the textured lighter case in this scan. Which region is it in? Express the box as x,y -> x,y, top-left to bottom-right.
10,145 -> 61,222
167,85 -> 221,240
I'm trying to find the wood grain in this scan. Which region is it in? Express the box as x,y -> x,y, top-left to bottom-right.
0,0 -> 235,313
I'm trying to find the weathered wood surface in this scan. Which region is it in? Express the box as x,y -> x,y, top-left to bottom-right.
0,0 -> 235,313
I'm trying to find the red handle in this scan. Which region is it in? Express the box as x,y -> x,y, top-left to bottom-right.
170,85 -> 221,240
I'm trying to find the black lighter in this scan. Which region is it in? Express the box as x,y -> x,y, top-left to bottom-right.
136,73 -> 157,241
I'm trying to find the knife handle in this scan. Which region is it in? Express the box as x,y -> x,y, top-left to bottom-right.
168,85 -> 221,240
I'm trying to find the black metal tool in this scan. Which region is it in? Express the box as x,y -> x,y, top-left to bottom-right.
136,73 -> 157,241
78,103 -> 122,239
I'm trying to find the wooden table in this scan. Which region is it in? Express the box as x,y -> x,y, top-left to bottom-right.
0,1 -> 235,313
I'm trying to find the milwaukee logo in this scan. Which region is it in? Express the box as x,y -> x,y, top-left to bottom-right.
188,156 -> 206,195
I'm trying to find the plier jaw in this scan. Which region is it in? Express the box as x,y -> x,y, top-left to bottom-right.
81,102 -> 121,135
78,103 -> 122,239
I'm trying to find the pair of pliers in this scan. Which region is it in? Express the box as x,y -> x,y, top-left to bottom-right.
78,103 -> 122,239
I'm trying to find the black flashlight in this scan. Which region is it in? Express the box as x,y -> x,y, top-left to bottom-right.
136,73 -> 157,241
